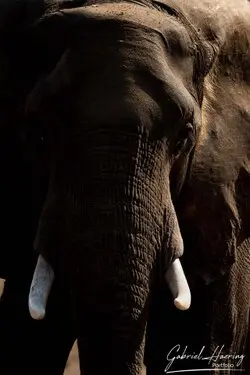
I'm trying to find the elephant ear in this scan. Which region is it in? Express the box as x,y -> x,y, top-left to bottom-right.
178,3 -> 250,284
28,10 -> 74,73
153,0 -> 220,105
25,8 -> 86,117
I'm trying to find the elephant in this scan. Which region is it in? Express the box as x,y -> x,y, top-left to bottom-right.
16,0 -> 250,374
0,0 -> 90,373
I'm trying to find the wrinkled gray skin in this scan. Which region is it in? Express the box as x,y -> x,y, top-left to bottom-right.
26,0 -> 250,374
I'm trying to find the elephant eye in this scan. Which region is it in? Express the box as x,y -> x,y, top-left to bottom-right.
174,122 -> 195,156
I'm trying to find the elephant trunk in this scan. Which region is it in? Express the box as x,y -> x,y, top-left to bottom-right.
29,258 -> 190,320
29,130 -> 190,319
29,189 -> 190,319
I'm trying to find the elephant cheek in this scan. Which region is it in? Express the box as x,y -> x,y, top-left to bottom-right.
161,185 -> 191,311
163,185 -> 184,269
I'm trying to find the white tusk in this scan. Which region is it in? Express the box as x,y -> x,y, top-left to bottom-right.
28,254 -> 54,320
165,258 -> 191,310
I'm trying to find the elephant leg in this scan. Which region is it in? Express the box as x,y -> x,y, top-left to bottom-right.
246,331 -> 250,374
77,307 -> 148,375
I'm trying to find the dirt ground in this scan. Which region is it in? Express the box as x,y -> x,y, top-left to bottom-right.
0,279 -> 145,375
0,279 -> 3,297
64,342 -> 81,375
64,343 -> 146,375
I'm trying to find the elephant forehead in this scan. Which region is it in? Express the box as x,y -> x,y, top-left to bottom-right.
73,59 -> 189,133
59,2 -> 195,129
77,1 -> 193,55
70,27 -> 193,130
82,2 -> 176,32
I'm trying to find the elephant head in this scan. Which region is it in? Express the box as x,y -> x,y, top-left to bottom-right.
26,1 -> 217,373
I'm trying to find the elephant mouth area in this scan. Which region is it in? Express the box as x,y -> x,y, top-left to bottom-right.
179,218 -> 237,284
